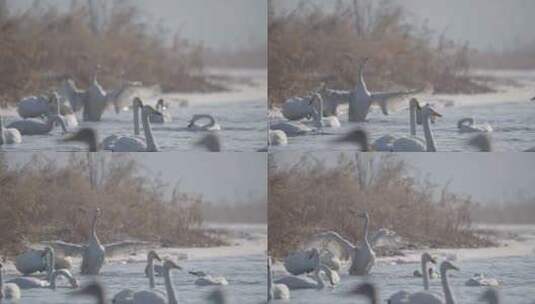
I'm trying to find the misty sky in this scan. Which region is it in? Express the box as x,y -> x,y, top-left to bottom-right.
8,0 -> 267,50
273,0 -> 535,51
4,152 -> 267,205
271,152 -> 535,204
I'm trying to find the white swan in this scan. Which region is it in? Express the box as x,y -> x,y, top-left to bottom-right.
10,270 -> 78,290
7,247 -> 55,289
457,118 -> 492,133
310,93 -> 341,129
283,249 -> 342,275
0,114 -> 22,145
131,260 -> 182,304
7,113 -> 68,136
150,99 -> 172,123
280,84 -> 344,121
391,103 -> 442,152
114,251 -> 162,304
406,261 -> 459,304
274,249 -> 333,290
270,121 -> 313,137
267,257 -> 290,301
388,252 -> 437,304
269,129 -> 288,146
0,263 -> 21,302
465,273 -> 499,287
17,95 -> 51,118
323,57 -> 424,122
192,273 -> 229,286
306,212 -> 376,276
480,288 -> 500,304
352,282 -> 378,304
14,247 -> 72,275
103,101 -> 162,152
142,251 -> 163,282
373,98 -> 423,151
187,114 -> 221,131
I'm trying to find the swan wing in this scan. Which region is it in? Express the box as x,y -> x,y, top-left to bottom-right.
323,89 -> 352,104
110,137 -> 147,152
371,88 -> 424,115
133,289 -> 166,304
43,240 -> 85,256
104,240 -> 151,257
304,231 -> 355,262
388,290 -> 410,304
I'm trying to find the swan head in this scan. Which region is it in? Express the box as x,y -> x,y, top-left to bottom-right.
422,104 -> 442,123
468,133 -> 492,152
94,207 -> 102,218
440,261 -> 459,273
351,282 -> 377,301
333,129 -> 369,151
163,260 -> 182,272
422,252 -> 436,264
480,288 -> 500,303
147,250 -> 161,263
133,97 -> 144,108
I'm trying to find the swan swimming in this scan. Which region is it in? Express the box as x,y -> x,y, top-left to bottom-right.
192,273 -> 229,286
7,107 -> 68,136
59,78 -> 87,112
187,114 -> 221,131
283,249 -> 342,276
114,251 -> 162,304
14,248 -> 72,275
391,102 -> 442,152
465,273 -> 500,287
7,247 -> 55,289
268,257 -> 290,301
388,252 -> 437,304
274,248 -> 334,290
150,99 -> 172,123
268,129 -> 288,146
0,263 -> 21,302
0,114 -> 22,145
131,260 -> 182,304
405,261 -> 459,304
270,121 -> 313,137
457,117 -> 492,133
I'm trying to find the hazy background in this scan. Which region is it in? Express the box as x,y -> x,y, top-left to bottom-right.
4,153 -> 267,205
271,152 -> 535,205
273,0 -> 535,52
7,0 -> 267,50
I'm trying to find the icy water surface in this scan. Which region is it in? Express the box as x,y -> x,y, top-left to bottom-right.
8,254 -> 266,304
270,70 -> 535,152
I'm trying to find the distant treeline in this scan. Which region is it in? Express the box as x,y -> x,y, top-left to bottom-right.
268,153 -> 493,258
203,45 -> 267,69
0,153 -> 225,257
268,0 -> 492,105
472,202 -> 535,224
202,201 -> 267,224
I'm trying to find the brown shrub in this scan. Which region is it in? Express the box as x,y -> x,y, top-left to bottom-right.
268,153 -> 492,258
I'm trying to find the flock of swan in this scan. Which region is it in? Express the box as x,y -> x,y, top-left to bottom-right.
270,57 -> 533,151
267,211 -> 509,303
0,208 -> 232,303
0,74 -> 224,151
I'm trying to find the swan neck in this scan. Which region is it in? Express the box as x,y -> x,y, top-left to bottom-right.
90,213 -> 99,242
314,265 -> 325,289
133,102 -> 140,135
440,268 -> 455,304
362,216 -> 370,247
409,103 -> 416,136
164,268 -> 178,304
267,260 -> 273,300
0,115 -> 5,145
148,258 -> 155,289
421,259 -> 429,290
142,109 -> 158,152
0,267 -> 4,298
47,250 -> 55,282
357,63 -> 368,93
422,114 -> 436,152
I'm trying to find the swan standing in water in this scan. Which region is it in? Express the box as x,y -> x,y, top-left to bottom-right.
352,283 -> 379,304
406,261 -> 459,304
269,130 -> 288,146
275,249 -> 334,290
457,118 -> 493,133
0,114 -> 22,145
0,263 -> 21,302
114,251 -> 162,304
187,114 -> 221,131
480,288 -> 500,304
268,257 -> 290,301
388,252 -> 436,304
150,99 -> 172,123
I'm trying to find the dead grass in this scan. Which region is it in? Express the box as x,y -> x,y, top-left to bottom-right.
0,153 -> 225,257
268,0 -> 492,106
0,1 -> 221,106
268,153 -> 493,258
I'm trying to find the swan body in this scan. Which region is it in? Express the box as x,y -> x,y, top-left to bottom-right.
406,261 -> 459,304
0,116 -> 22,144
457,118 -> 492,133
349,213 -> 375,275
270,122 -> 313,137
388,253 -> 436,304
465,273 -> 499,287
188,114 -> 221,131
81,208 -> 106,275
275,249 -> 332,290
14,249 -> 47,275
103,99 -> 161,152
17,95 -> 50,118
280,96 -> 316,121
132,260 -> 182,304
269,130 -> 288,146
283,249 -> 342,275
150,99 -> 172,123
0,263 -> 21,302
7,116 -> 67,136
193,275 -> 229,286
268,257 -> 290,301
114,251 -> 162,304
